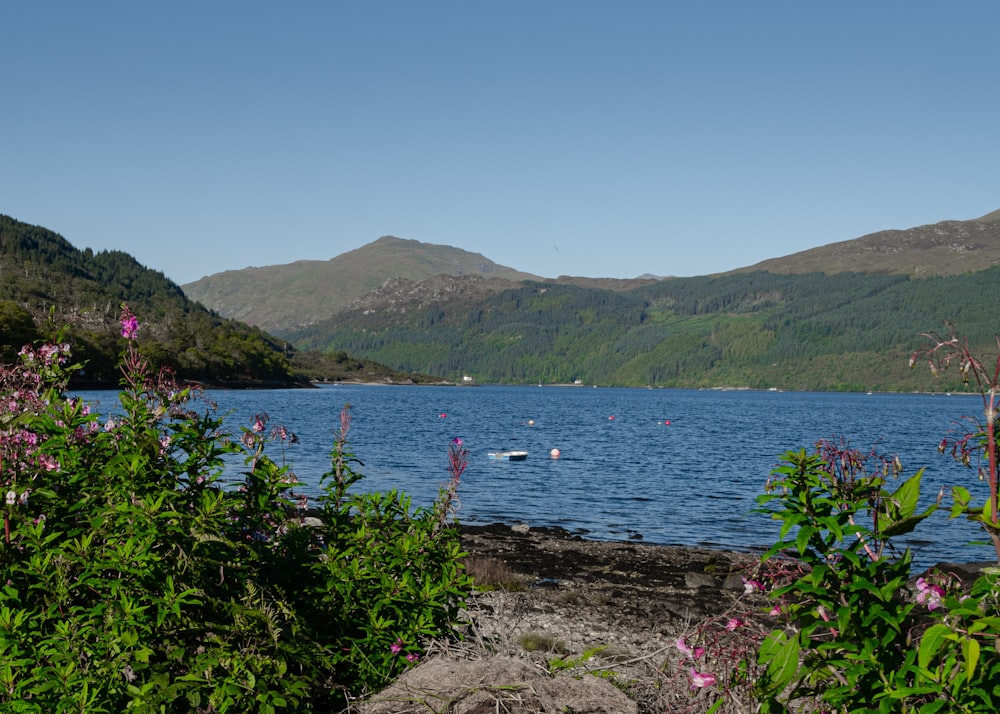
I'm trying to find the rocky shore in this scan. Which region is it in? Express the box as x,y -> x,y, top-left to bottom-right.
360,523 -> 771,713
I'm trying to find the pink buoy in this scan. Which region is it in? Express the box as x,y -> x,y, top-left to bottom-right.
439,413 -> 447,418
608,415 -> 615,421
550,448 -> 561,458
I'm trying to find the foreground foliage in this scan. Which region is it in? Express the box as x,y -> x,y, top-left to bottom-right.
747,329 -> 1000,713
0,307 -> 471,712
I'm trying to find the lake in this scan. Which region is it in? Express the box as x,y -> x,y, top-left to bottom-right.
79,384 -> 997,569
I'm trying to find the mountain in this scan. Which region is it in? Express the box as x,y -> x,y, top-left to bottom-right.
185,211 -> 1000,336
283,265 -> 1000,392
728,210 -> 1000,277
183,236 -> 542,333
0,214 -> 437,387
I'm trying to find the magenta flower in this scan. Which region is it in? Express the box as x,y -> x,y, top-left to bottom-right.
390,638 -> 403,655
119,306 -> 139,340
675,637 -> 705,659
724,617 -> 745,631
406,653 -> 419,663
915,577 -> 946,610
689,667 -> 717,688
742,577 -> 765,594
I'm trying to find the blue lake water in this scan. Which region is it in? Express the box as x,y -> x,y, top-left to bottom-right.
78,385 -> 997,569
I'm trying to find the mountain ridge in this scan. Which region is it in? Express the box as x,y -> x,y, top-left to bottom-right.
183,209 -> 1000,334
730,212 -> 1000,277
183,235 -> 541,332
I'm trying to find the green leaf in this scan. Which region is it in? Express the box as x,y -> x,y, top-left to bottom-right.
758,630 -> 800,692
962,636 -> 980,681
951,486 -> 972,518
918,624 -> 951,670
878,469 -> 936,536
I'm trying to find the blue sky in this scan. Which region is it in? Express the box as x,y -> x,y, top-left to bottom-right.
4,1 -> 998,286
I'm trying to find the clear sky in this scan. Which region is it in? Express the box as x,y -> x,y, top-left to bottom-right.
3,1 -> 998,286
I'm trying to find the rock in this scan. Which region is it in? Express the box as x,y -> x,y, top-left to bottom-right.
684,571 -> 718,589
359,656 -> 638,714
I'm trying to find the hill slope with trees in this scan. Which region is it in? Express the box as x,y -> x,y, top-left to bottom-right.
0,214 -> 436,387
282,266 -> 1000,392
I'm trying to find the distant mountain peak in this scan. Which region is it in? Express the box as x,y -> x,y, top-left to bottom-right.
183,235 -> 542,332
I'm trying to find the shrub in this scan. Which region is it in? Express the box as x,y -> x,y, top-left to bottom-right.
0,306 -> 471,712
748,326 -> 1000,713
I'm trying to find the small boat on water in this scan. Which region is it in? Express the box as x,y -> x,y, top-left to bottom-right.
488,450 -> 528,461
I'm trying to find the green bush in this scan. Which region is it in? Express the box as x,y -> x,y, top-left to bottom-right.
0,306 -> 471,712
753,443 -> 1000,712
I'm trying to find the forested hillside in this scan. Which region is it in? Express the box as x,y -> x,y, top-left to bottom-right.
0,214 -> 302,386
283,268 -> 1000,392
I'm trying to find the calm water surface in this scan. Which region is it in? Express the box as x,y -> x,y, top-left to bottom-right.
79,385 -> 996,569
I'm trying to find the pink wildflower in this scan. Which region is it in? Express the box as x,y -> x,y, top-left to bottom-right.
915,577 -> 945,610
406,653 -> 419,663
120,306 -> 139,340
689,667 -> 717,688
252,416 -> 265,433
38,454 -> 59,472
724,617 -> 745,631
675,637 -> 705,659
390,638 -> 403,655
742,577 -> 765,594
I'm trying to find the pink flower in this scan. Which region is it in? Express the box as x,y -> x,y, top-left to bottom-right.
390,638 -> 403,655
38,454 -> 59,472
742,577 -> 765,594
915,577 -> 946,610
769,605 -> 783,616
689,667 -> 717,688
675,637 -> 705,659
252,416 -> 266,433
120,307 -> 139,340
724,618 -> 745,631
406,653 -> 419,663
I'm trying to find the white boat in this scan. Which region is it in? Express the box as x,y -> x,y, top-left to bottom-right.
488,450 -> 528,461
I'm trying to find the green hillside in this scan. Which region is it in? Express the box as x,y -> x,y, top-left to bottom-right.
0,214 -> 303,386
0,215 -> 437,387
284,268 -> 1000,392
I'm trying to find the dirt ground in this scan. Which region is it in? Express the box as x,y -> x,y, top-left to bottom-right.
358,523 -> 774,714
